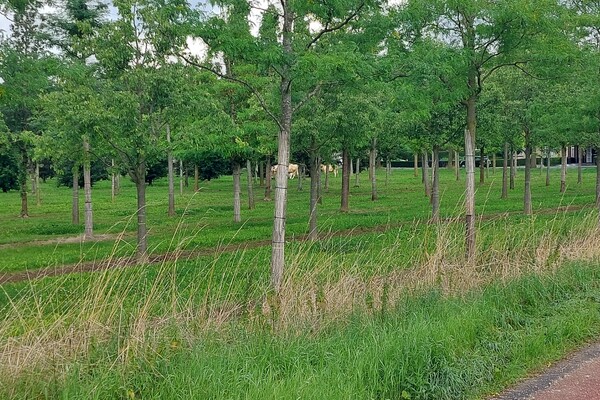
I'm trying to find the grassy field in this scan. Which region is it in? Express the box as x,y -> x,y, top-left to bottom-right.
0,165 -> 596,272
1,165 -> 600,399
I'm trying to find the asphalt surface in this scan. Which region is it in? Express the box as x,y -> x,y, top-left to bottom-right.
492,342 -> 600,400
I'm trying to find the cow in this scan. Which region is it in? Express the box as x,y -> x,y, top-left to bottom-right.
320,164 -> 338,177
288,163 -> 299,179
271,163 -> 299,179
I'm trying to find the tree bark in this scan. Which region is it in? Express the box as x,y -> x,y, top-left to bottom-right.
385,159 -> 391,187
354,158 -> 360,187
596,148 -> 600,208
167,124 -> 175,217
308,149 -> 320,241
233,161 -> 242,222
422,151 -> 431,198
83,137 -> 93,239
524,131 -> 532,215
259,161 -> 264,187
270,6 -> 293,292
135,162 -> 148,261
546,148 -> 551,187
341,147 -> 350,212
455,150 -> 459,181
447,150 -> 453,170
432,145 -> 440,222
465,96 -> 477,261
560,145 -> 567,193
246,159 -> 255,209
324,164 -> 330,192
34,162 -> 40,206
297,164 -> 304,191
479,145 -> 485,184
502,143 -> 508,199
370,137 -> 377,201
413,153 -> 419,177
492,153 -> 496,175
179,160 -> 184,196
194,164 -> 199,192
264,156 -> 272,201
111,159 -> 116,202
510,149 -> 516,190
72,166 -> 79,224
578,146 -> 583,184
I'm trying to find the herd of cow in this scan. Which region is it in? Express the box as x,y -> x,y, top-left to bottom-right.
271,164 -> 338,179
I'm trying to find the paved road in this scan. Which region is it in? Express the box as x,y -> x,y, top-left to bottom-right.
492,342 -> 600,400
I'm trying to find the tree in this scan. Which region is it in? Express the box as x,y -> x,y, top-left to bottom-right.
397,0 -> 568,259
180,0 -> 376,291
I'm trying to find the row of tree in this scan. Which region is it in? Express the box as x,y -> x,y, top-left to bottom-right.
1,0 -> 599,291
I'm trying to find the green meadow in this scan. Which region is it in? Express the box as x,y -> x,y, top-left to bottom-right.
1,166 -> 600,399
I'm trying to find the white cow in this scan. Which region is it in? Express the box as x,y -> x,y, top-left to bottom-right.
288,163 -> 299,179
271,163 -> 299,179
320,164 -> 338,177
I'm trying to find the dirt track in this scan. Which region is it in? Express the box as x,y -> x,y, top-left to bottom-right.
491,342 -> 600,400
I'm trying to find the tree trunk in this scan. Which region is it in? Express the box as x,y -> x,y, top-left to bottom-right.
341,148 -> 350,212
370,137 -> 377,201
447,150 -> 453,170
179,160 -> 184,196
524,131 -> 532,215
246,159 -> 255,210
465,92 -> 477,260
479,145 -> 485,184
167,125 -> 175,217
385,159 -> 391,187
233,161 -> 242,222
596,148 -> 600,208
492,153 -> 496,175
308,148 -> 320,241
510,149 -> 516,190
111,159 -> 116,202
20,177 -> 28,218
455,150 -> 460,181
194,164 -> 199,192
432,145 -> 440,222
259,161 -> 264,187
502,143 -> 508,199
264,156 -> 272,201
414,153 -> 419,177
324,164 -> 330,192
83,137 -> 93,239
423,151 -> 431,198
354,158 -> 360,187
135,163 -> 148,261
297,164 -> 304,191
578,146 -> 583,184
270,8 -> 293,292
560,145 -> 567,193
31,168 -> 36,196
72,167 -> 79,224
546,148 -> 551,187
34,162 -> 40,206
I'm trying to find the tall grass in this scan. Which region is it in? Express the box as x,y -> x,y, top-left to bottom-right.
1,209 -> 600,398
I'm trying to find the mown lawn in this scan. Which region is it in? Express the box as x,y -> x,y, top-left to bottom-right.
0,165 -> 596,272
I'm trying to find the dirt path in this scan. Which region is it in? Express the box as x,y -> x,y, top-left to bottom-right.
0,204 -> 591,285
491,341 -> 600,400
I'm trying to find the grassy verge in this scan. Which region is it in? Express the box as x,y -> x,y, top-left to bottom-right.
1,208 -> 600,398
4,263 -> 600,399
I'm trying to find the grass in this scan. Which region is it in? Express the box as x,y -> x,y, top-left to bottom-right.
1,165 -> 600,398
0,165 -> 596,272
